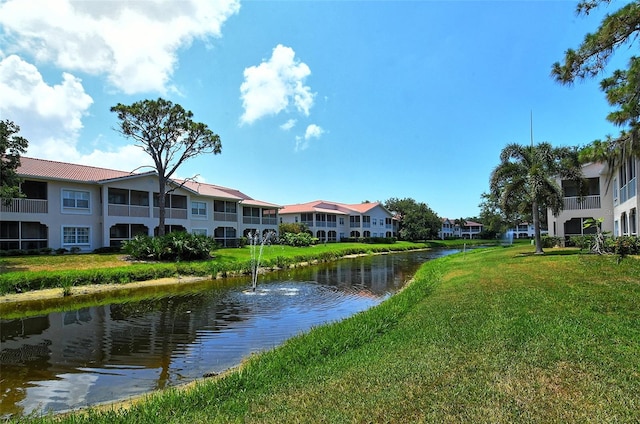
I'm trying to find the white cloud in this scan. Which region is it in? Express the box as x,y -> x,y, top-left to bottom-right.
305,124 -> 324,139
0,54 -> 151,170
295,124 -> 324,151
0,54 -> 93,154
0,0 -> 240,94
280,119 -> 297,131
240,44 -> 315,125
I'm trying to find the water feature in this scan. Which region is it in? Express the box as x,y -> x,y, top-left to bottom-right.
0,248 -> 460,419
247,230 -> 275,291
501,229 -> 514,246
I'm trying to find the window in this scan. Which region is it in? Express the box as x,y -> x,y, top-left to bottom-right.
192,228 -> 207,236
62,189 -> 90,210
372,218 -> 377,226
339,217 -> 345,226
21,181 -> 47,199
108,188 -> 128,205
214,200 -> 236,213
63,226 -> 90,245
192,201 -> 207,217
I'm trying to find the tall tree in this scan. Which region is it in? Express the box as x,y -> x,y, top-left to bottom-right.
384,197 -> 440,241
552,0 -> 640,175
478,192 -> 509,237
0,120 -> 29,206
111,98 -> 222,236
490,143 -> 584,254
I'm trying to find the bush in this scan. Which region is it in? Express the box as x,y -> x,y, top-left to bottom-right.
123,232 -> 216,261
569,235 -> 592,250
278,232 -> 314,247
540,235 -> 562,248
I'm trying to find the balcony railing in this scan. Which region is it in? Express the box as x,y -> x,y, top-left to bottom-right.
213,212 -> 237,222
262,217 -> 278,226
154,207 -> 187,219
563,195 -> 601,210
108,204 -> 150,217
620,177 -> 637,203
0,198 -> 48,214
243,216 -> 261,225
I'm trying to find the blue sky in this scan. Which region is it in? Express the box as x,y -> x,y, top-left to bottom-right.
0,0 -> 631,219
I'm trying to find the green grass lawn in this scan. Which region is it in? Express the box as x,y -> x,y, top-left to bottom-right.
13,245 -> 640,423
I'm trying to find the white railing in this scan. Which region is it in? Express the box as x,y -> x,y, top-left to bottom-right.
0,198 -> 48,214
620,178 -> 637,203
563,195 -> 601,210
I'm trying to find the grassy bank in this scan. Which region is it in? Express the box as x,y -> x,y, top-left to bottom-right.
14,245 -> 640,423
0,241 -> 440,296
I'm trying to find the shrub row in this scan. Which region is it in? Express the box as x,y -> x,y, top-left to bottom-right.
123,232 -> 217,261
542,234 -> 640,258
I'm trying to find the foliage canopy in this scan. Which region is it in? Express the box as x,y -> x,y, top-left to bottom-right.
111,98 -> 222,236
553,0 -> 640,175
0,120 -> 29,206
490,142 -> 583,254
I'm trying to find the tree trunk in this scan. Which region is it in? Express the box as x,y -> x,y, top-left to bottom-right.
157,179 -> 167,237
532,200 -> 544,254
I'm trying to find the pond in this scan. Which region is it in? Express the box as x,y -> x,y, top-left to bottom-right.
0,248 -> 460,418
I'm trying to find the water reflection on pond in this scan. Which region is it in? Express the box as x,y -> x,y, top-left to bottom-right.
0,249 -> 459,418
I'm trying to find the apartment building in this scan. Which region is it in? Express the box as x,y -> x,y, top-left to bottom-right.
0,157 -> 280,251
547,161 -> 616,239
278,200 -> 397,242
438,218 -> 484,239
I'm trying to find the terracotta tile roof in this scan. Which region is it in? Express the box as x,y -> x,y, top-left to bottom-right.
17,157 -> 279,206
177,179 -> 243,200
177,180 -> 280,207
280,200 -> 382,215
17,157 -> 134,182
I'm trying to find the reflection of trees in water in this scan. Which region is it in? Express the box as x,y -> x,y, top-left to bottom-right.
1,250 -> 438,418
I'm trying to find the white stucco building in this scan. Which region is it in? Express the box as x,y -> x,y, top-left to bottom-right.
0,157 -> 280,251
278,200 -> 397,242
547,161 -> 617,239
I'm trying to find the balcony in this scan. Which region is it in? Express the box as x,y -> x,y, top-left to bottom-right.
213,212 -> 237,222
243,216 -> 261,225
620,177 -> 637,204
563,195 -> 601,210
154,207 -> 187,220
0,198 -> 48,214
262,217 -> 278,226
108,204 -> 150,217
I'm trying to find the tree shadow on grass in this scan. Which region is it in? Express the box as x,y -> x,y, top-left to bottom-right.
516,248 -> 586,257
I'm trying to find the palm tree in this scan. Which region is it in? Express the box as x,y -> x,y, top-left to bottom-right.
490,142 -> 584,254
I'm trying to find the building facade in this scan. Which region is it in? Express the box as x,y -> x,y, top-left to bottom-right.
0,157 -> 280,251
547,161 -> 616,240
438,218 -> 484,239
279,200 -> 397,242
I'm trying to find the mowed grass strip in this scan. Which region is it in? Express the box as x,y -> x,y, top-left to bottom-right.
14,245 -> 640,423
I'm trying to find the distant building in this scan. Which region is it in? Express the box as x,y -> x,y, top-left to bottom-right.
438,218 -> 483,239
279,200 -> 397,242
508,222 -> 548,239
